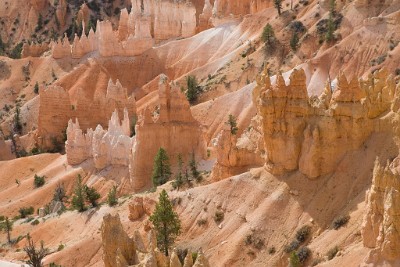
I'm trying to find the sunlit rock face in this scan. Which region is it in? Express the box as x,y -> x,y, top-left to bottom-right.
253,67 -> 396,178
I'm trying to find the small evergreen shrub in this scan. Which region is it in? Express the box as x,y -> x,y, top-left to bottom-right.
296,225 -> 311,242
33,174 -> 45,188
327,246 -> 339,260
214,210 -> 224,223
332,215 -> 350,230
19,206 -> 34,218
297,246 -> 311,263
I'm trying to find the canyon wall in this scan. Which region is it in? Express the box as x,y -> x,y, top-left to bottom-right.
64,74 -> 206,192
21,43 -> 49,58
253,68 -> 397,178
52,0 -> 198,59
38,79 -> 136,148
130,75 -> 206,191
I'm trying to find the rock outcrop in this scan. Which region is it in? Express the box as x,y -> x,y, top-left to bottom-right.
211,116 -> 264,180
38,79 -> 136,149
362,159 -> 400,262
101,213 -> 209,267
21,43 -> 49,58
65,109 -> 132,167
64,74 -> 205,191
130,75 -> 206,191
51,0 -> 198,59
253,67 -> 396,178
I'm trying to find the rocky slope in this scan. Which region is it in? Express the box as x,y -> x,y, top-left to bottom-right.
0,0 -> 400,266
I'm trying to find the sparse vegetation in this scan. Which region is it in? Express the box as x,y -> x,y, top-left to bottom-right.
285,239 -> 301,253
197,218 -> 207,226
107,185 -> 118,206
34,174 -> 46,188
84,185 -> 101,207
261,23 -> 276,52
274,0 -> 283,15
290,32 -> 300,51
149,189 -> 181,256
289,251 -> 300,267
189,152 -> 201,183
244,233 -> 265,250
24,234 -> 50,267
295,225 -> 311,242
214,210 -> 224,223
172,154 -> 184,190
268,246 -> 276,254
71,175 -> 86,212
19,206 -> 34,218
327,246 -> 339,260
152,148 -> 172,187
34,82 -> 39,94
297,246 -> 311,263
332,215 -> 350,230
186,75 -> 201,104
227,114 -> 238,135
0,216 -> 13,243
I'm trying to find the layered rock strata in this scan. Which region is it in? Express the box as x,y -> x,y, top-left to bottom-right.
101,213 -> 210,267
362,159 -> 400,262
64,74 -> 205,191
253,68 -> 397,178
38,79 -> 136,149
130,75 -> 206,191
52,0 -> 198,59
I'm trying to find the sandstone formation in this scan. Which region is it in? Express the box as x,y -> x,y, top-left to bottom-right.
101,213 -> 208,267
64,74 -> 205,191
211,117 -> 264,180
0,135 -> 14,161
253,68 -> 397,178
51,0 -> 198,59
130,74 -> 206,191
21,43 -> 49,58
38,79 -> 136,149
65,109 -> 132,167
362,158 -> 400,262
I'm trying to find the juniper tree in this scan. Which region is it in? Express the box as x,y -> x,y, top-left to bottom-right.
152,148 -> 172,186
149,189 -> 181,256
24,234 -> 50,267
34,82 -> 39,94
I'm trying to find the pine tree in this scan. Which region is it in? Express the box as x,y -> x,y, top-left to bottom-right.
186,75 -> 199,104
274,0 -> 282,15
290,32 -> 299,51
84,185 -> 100,207
152,148 -> 172,186
172,154 -> 184,190
71,175 -> 86,212
0,217 -> 13,243
326,0 -> 336,43
107,185 -> 118,206
227,114 -> 238,135
149,189 -> 181,256
189,152 -> 201,182
261,23 -> 275,46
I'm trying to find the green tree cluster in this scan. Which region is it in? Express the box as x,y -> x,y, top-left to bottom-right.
152,148 -> 172,186
71,175 -> 101,212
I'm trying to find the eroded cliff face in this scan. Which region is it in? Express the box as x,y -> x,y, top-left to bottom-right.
101,213 -> 210,267
130,74 -> 206,191
253,67 -> 397,178
362,159 -> 400,263
38,79 -> 136,148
